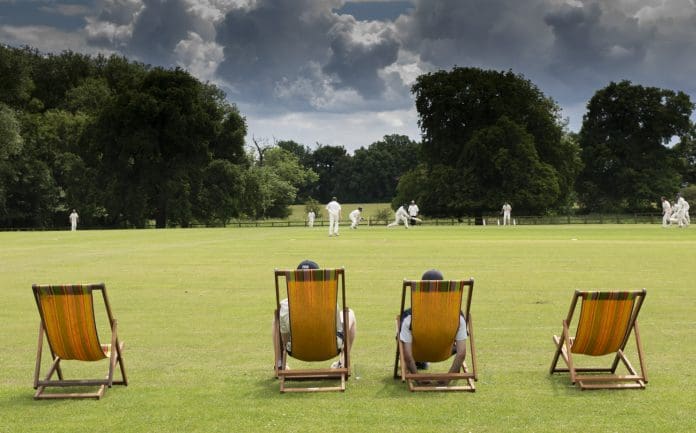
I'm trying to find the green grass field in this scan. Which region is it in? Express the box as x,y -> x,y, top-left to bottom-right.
1,225 -> 694,432
289,203 -> 393,220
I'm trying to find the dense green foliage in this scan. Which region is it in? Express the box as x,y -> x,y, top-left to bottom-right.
0,45 -> 249,228
2,43 -> 695,228
405,67 -> 582,218
577,81 -> 694,212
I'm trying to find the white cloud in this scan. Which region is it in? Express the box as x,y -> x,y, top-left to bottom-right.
174,31 -> 225,82
244,108 -> 420,151
0,25 -> 100,55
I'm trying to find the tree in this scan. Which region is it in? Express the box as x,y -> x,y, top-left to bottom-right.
345,134 -> 419,203
308,145 -> 351,203
0,103 -> 24,223
577,81 -> 693,212
92,67 -> 244,227
0,45 -> 34,108
408,67 -> 579,218
673,124 -> 696,187
241,147 -> 318,218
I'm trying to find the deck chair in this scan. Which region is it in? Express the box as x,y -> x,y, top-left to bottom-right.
32,283 -> 128,399
393,279 -> 477,392
273,268 -> 351,392
550,290 -> 647,390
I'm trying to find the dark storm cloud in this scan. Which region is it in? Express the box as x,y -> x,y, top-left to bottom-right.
398,0 -> 553,71
215,0 -> 403,110
6,0 -> 694,142
215,0 -> 337,104
323,19 -> 400,97
395,0 -> 696,123
544,2 -> 652,92
128,0 -> 215,65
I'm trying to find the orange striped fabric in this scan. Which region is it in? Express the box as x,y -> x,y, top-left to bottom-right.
571,291 -> 637,356
285,269 -> 340,362
34,285 -> 106,361
410,280 -> 464,362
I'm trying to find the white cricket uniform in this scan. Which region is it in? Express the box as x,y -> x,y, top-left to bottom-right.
307,211 -> 315,227
662,200 -> 671,227
326,200 -> 341,236
387,206 -> 410,228
349,209 -> 361,229
69,211 -> 79,231
502,204 -> 512,225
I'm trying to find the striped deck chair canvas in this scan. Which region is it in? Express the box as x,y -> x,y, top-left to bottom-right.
393,279 -> 477,392
550,290 -> 647,390
273,268 -> 350,393
32,283 -> 128,399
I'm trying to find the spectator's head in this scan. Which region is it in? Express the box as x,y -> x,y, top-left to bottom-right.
421,269 -> 444,280
297,260 -> 319,270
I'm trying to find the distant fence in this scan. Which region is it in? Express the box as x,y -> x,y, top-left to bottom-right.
0,213 -> 665,231
219,213 -> 664,228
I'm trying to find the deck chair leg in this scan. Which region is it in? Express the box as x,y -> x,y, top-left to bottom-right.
549,334 -> 565,374
34,322 -> 44,389
393,345 -> 401,379
562,322 -> 577,383
633,321 -> 648,383
393,316 -> 402,379
116,340 -> 128,386
468,314 -> 478,381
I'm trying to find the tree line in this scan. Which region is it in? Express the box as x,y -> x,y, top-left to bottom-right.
1,45 -> 695,228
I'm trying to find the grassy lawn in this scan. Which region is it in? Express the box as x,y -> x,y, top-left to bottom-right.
1,225 -> 694,432
288,202 -> 394,221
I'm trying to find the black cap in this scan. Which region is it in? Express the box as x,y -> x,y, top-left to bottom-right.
421,269 -> 444,280
297,260 -> 319,270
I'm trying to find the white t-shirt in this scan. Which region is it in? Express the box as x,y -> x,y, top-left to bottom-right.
399,314 -> 468,343
349,209 -> 361,220
326,200 -> 341,215
408,204 -> 419,217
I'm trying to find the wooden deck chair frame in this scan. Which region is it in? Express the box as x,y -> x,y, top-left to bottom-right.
393,278 -> 477,392
273,268 -> 351,392
32,283 -> 128,399
550,289 -> 647,390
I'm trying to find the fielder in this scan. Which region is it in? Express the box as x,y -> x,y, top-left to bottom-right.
349,207 -> 363,229
661,197 -> 671,227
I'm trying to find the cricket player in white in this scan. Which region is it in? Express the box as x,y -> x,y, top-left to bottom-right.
349,207 -> 363,229
307,210 -> 315,227
387,205 -> 410,228
502,202 -> 512,225
671,195 -> 690,228
661,197 -> 671,227
69,209 -> 79,231
326,197 -> 341,236
408,200 -> 419,225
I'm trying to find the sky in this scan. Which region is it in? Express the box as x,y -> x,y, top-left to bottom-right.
1,0 -> 696,153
